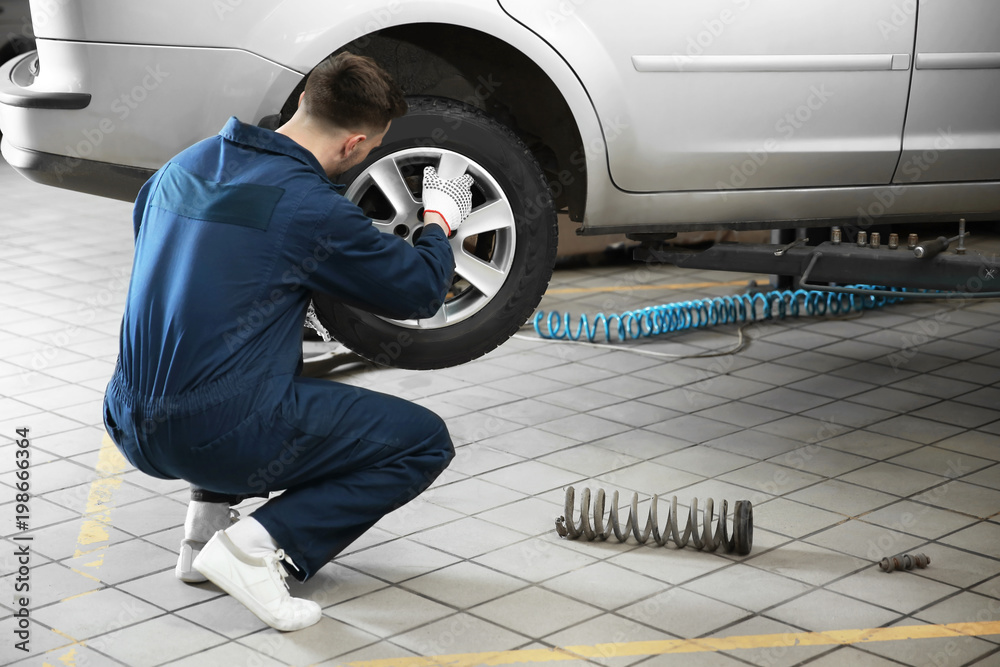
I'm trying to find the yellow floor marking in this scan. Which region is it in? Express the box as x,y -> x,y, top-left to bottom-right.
71,440 -> 127,559
59,589 -> 99,603
67,567 -> 102,583
545,279 -> 760,296
70,435 -> 126,561
48,434 -> 129,666
344,621 -> 1000,667
49,629 -> 78,643
41,632 -> 81,667
69,545 -> 107,558
42,646 -> 78,667
34,437 -> 1000,667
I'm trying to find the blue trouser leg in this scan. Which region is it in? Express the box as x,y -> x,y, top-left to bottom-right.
244,378 -> 454,580
105,373 -> 454,581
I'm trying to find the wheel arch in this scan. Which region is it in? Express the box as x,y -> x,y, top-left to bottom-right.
275,23 -> 592,223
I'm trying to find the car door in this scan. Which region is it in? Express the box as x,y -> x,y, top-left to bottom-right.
893,0 -> 1000,184
497,0 -> 916,193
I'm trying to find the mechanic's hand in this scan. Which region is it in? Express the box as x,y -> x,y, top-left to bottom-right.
422,165 -> 475,235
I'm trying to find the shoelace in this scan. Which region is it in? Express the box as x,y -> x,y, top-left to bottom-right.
268,549 -> 299,591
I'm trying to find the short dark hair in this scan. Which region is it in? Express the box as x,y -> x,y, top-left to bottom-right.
302,52 -> 407,133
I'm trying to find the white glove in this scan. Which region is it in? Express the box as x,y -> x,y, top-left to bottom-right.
422,165 -> 475,235
304,301 -> 332,342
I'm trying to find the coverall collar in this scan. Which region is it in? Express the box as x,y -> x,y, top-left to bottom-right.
219,116 -> 346,191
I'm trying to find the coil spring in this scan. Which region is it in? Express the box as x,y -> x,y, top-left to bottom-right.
555,486 -> 753,555
533,286 -> 908,343
879,553 -> 930,573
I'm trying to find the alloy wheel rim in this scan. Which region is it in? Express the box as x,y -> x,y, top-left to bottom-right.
345,147 -> 517,329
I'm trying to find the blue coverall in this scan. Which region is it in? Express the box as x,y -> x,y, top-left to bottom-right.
103,117 -> 456,580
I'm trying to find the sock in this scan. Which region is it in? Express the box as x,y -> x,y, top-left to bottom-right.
184,500 -> 231,544
225,516 -> 280,559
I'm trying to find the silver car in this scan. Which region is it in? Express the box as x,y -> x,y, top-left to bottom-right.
2,0 -> 998,368
0,0 -> 32,93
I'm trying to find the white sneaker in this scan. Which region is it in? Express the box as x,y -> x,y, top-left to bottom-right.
193,530 -> 321,632
176,507 -> 240,583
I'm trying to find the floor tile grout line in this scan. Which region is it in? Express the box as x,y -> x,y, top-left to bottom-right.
317,581 -> 547,660
768,478 -> 1000,557
19,589 -> 203,666
3,217 -> 996,664
799,645 -> 912,667
355,509 -> 830,653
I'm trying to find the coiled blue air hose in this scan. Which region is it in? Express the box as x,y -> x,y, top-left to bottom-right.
533,286 -> 910,343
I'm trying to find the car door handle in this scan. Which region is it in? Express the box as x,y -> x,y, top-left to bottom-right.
915,52 -> 1000,70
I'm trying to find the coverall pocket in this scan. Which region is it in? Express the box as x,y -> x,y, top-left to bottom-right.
103,401 -> 123,444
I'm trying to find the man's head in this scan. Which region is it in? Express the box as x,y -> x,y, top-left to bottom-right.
279,52 -> 408,176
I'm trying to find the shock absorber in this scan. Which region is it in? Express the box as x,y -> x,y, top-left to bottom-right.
879,553 -> 930,573
555,486 -> 753,555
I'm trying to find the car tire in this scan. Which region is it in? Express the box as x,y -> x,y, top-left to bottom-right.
311,96 -> 558,370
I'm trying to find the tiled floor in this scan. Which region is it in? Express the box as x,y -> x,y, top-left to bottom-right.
1,157 -> 999,667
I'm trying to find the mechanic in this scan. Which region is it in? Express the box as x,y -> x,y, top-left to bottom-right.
102,52 -> 475,631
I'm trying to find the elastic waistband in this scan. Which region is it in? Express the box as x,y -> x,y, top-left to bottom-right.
108,363 -> 274,421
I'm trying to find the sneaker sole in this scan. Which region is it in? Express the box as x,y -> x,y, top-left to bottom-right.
194,558 -> 319,632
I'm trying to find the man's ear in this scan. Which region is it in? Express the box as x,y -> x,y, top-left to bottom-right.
298,91 -> 305,107
344,133 -> 368,156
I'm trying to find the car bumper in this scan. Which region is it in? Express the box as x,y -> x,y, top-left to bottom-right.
1,137 -> 154,201
0,39 -> 300,199
0,50 -> 151,201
